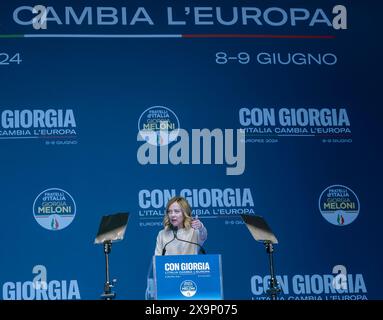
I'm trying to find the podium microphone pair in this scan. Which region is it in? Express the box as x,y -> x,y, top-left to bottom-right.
162,224 -> 206,255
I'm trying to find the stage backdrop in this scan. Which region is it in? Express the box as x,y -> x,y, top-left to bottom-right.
0,0 -> 382,300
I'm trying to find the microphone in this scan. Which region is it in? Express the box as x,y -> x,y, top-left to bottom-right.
174,229 -> 206,254
162,225 -> 177,255
171,225 -> 178,237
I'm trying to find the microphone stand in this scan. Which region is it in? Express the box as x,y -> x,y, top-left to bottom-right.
162,230 -> 177,255
174,231 -> 206,254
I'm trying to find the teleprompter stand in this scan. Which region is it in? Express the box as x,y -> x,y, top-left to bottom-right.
94,212 -> 129,300
240,214 -> 281,300
101,240 -> 115,300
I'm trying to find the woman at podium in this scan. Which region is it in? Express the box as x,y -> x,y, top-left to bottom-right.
154,196 -> 207,255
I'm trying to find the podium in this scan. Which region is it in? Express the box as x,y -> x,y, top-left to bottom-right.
151,254 -> 223,300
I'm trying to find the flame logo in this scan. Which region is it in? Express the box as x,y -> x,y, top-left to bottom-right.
157,132 -> 163,145
51,217 -> 59,230
337,214 -> 345,225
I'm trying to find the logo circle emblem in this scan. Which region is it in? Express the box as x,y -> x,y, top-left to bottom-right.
138,106 -> 180,146
319,185 -> 360,226
33,188 -> 76,231
180,280 -> 197,298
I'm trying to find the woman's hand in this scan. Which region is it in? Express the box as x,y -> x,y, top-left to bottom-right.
191,215 -> 203,230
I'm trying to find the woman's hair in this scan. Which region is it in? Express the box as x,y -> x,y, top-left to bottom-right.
163,196 -> 192,229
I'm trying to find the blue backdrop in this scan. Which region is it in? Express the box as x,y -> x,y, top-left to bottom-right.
0,0 -> 382,300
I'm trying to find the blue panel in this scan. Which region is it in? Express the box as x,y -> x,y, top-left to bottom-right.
0,1 -> 382,301
154,254 -> 222,300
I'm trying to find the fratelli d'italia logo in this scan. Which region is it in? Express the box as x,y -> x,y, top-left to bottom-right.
180,280 -> 197,298
138,106 -> 180,146
33,188 -> 76,231
319,185 -> 360,226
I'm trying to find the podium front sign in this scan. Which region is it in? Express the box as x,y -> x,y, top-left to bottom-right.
153,254 -> 223,300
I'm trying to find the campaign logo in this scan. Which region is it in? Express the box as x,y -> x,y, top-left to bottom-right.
2,265 -> 81,300
12,5 -> 347,30
250,266 -> 368,300
138,188 -> 255,228
138,106 -> 180,146
33,188 -> 76,231
319,185 -> 360,226
180,280 -> 197,298
0,108 -> 78,144
239,107 -> 352,144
